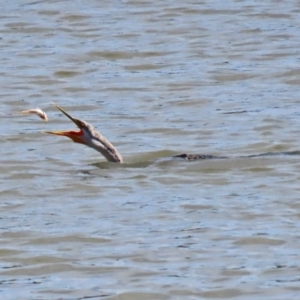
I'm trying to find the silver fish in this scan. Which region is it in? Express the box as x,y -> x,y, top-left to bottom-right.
22,108 -> 48,121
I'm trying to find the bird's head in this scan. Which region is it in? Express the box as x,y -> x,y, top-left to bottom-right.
44,103 -> 92,145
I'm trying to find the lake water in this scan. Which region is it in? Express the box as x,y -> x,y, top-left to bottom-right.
1,0 -> 300,299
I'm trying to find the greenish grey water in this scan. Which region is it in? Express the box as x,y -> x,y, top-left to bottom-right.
1,1 -> 300,299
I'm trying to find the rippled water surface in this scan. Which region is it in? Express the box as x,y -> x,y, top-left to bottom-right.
1,0 -> 300,299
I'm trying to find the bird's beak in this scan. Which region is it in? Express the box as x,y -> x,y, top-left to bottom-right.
44,103 -> 84,144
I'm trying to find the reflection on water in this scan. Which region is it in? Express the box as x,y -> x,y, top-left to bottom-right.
1,0 -> 300,299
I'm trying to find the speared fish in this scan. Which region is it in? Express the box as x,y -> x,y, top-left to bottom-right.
22,108 -> 48,121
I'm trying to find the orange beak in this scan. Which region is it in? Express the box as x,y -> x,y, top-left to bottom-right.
44,103 -> 84,144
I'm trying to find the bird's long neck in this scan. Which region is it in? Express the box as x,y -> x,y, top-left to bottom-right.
90,138 -> 123,163
86,124 -> 123,163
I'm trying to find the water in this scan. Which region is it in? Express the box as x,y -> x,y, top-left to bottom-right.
1,0 -> 300,299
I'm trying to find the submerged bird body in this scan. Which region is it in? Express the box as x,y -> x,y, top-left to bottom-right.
173,153 -> 228,160
46,104 -> 221,163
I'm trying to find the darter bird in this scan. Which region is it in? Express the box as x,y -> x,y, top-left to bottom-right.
45,104 -> 225,163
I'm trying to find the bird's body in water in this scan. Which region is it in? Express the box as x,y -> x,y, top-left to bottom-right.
45,104 -> 226,163
173,153 -> 228,160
